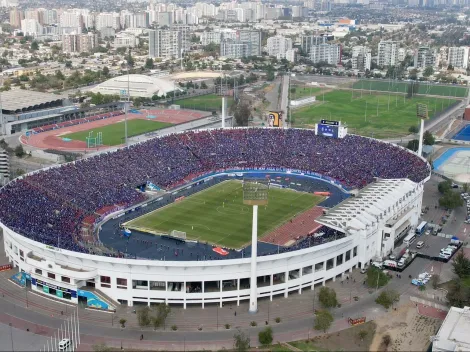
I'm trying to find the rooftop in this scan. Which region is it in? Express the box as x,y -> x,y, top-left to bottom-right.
433,306 -> 470,352
0,90 -> 65,113
316,179 -> 419,234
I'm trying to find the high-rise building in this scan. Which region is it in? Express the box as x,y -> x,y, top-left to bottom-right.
398,47 -> 407,62
309,43 -> 341,65
220,39 -> 251,58
351,46 -> 371,71
62,32 -> 98,53
114,33 -> 138,48
267,35 -> 293,59
148,29 -> 182,59
24,9 -> 43,25
40,9 -> 57,25
448,46 -> 469,69
201,30 -> 237,45
377,40 -> 399,67
238,30 -> 261,56
21,19 -> 43,36
157,12 -> 173,27
414,46 -> 436,68
171,24 -> 191,52
301,35 -> 327,55
9,8 -> 24,29
95,13 -> 120,31
135,12 -> 149,28
59,11 -> 82,32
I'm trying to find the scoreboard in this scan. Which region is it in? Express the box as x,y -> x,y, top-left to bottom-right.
268,111 -> 282,127
315,120 -> 347,139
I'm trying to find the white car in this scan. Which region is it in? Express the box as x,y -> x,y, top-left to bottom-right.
58,339 -> 71,351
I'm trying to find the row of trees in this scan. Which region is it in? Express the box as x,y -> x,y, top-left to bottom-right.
437,180 -> 464,209
447,250 -> 470,307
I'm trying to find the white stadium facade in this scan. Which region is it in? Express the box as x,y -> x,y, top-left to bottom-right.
1,127 -> 430,310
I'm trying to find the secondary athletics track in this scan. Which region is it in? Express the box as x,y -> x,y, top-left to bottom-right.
20,109 -> 206,152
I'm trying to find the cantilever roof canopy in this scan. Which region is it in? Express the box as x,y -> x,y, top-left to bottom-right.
1,90 -> 65,114
316,179 -> 419,235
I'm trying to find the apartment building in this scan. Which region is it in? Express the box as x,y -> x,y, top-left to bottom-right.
267,35 -> 293,59
201,30 -> 237,46
0,149 -> 8,186
377,40 -> 399,67
148,29 -> 182,59
10,8 -> 24,28
220,39 -> 251,58
309,43 -> 341,65
62,32 -> 98,53
301,35 -> 330,55
238,30 -> 261,56
351,46 -> 371,71
448,46 -> 469,69
414,46 -> 436,69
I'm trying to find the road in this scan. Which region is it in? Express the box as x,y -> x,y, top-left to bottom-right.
280,75 -> 290,126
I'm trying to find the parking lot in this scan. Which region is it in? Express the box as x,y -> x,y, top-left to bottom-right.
413,234 -> 456,258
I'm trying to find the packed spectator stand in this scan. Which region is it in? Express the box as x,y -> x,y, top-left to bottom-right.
0,128 -> 430,258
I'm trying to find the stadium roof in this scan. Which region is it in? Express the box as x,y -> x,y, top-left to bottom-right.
433,306 -> 470,352
0,90 -> 65,113
90,74 -> 180,98
316,179 -> 419,234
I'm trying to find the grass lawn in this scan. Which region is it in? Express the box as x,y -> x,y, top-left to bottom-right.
352,80 -> 468,97
63,119 -> 172,146
125,180 -> 323,249
290,85 -> 323,100
177,94 -> 234,111
292,90 -> 458,139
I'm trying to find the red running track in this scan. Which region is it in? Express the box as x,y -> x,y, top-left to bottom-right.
20,109 -> 206,152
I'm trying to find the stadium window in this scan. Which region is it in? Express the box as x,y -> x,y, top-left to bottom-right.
61,276 -> 70,284
19,249 -> 24,258
336,254 -> 343,266
353,246 -> 358,257
117,278 -> 127,288
101,276 -> 111,288
35,268 -> 42,275
47,272 -> 56,280
314,262 -> 324,272
326,258 -> 334,270
345,251 -> 351,262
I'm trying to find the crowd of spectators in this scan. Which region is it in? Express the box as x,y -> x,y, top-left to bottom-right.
0,128 -> 430,254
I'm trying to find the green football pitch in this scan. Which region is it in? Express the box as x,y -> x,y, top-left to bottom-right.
352,79 -> 468,97
176,94 -> 234,111
63,119 -> 173,146
292,90 -> 458,139
125,180 -> 324,249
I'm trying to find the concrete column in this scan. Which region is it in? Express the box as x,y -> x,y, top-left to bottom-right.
221,97 -> 226,129
418,118 -> 424,157
270,275 -> 274,301
299,269 -> 303,294
249,205 -> 258,313
220,280 -> 223,308
202,281 -> 205,309
284,270 -> 289,298
237,278 -> 240,306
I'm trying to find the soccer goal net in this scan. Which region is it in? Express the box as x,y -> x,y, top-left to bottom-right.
170,230 -> 187,240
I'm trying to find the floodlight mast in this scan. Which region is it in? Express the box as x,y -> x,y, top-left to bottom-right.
243,179 -> 269,313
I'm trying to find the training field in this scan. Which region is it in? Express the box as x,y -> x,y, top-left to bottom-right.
63,119 -> 172,146
292,90 -> 458,139
352,79 -> 468,98
125,180 -> 324,249
177,94 -> 234,111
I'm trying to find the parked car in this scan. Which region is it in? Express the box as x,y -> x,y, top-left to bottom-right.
416,241 -> 425,249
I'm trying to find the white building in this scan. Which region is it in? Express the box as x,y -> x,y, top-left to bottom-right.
113,33 -> 138,48
448,46 -> 469,69
20,19 -> 43,37
398,48 -> 407,63
378,40 -> 399,67
285,48 -> 297,63
59,11 -> 82,31
148,29 -> 182,59
220,39 -> 250,58
2,174 -> 427,309
95,13 -> 120,31
414,46 -> 436,69
432,306 -> 470,352
352,46 -> 371,71
267,35 -> 293,59
310,43 -> 341,65
201,30 -> 237,46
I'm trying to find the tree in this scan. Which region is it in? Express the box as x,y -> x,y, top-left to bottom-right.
266,69 -> 275,81
258,326 -> 273,345
145,58 -> 154,70
65,61 -> 72,68
30,41 -> 39,51
119,318 -> 126,328
200,81 -> 208,89
446,278 -> 470,308
102,66 -> 109,76
407,81 -> 419,98
423,131 -> 435,145
448,64 -> 454,71
232,102 -> 252,127
366,267 -> 390,288
382,334 -> 392,348
14,145 -> 25,158
314,309 -> 333,332
438,180 -> 452,194
150,304 -> 171,330
431,274 -> 440,289
318,286 -> 338,308
408,125 -> 419,134
406,139 -> 419,152
439,191 -> 463,209
463,183 -> 469,193
375,290 -> 400,309
233,329 -> 250,352
452,250 -> 470,278
423,66 -> 434,77
137,306 -> 151,327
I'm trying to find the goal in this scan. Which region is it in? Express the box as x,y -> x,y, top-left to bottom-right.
170,230 -> 187,240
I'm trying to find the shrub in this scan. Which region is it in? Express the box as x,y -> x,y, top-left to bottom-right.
258,326 -> 273,345
119,318 -> 126,328
275,317 -> 281,323
250,321 -> 257,327
171,325 -> 178,331
225,323 -> 231,329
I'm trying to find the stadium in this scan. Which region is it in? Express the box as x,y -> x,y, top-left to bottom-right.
1,127 -> 430,311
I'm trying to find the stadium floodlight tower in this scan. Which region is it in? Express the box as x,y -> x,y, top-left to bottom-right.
243,178 -> 269,313
416,103 -> 429,157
